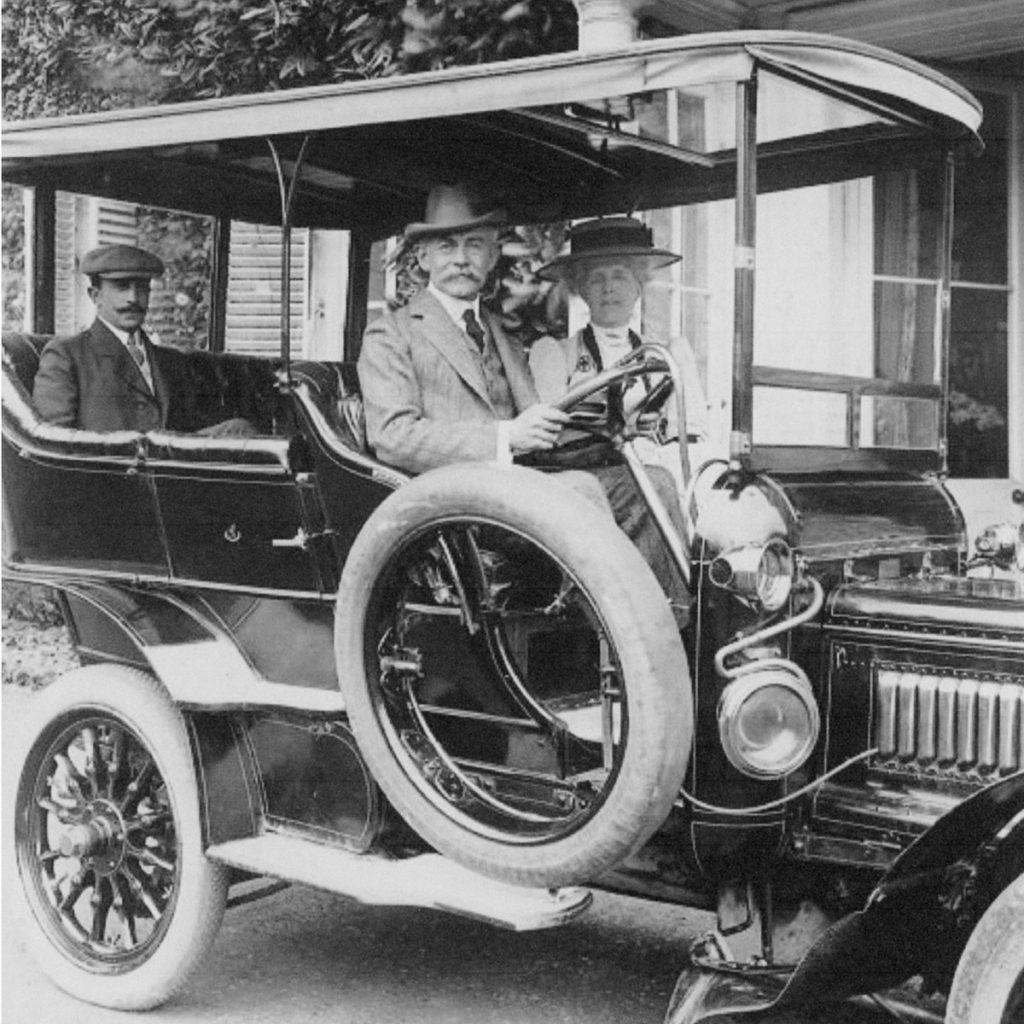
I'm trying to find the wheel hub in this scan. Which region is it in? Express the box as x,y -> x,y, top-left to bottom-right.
57,799 -> 126,875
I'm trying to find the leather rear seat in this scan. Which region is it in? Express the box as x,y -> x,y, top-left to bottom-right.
2,332 -> 368,458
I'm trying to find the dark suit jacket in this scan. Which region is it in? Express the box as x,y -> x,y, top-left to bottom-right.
358,290 -> 538,475
33,321 -> 169,432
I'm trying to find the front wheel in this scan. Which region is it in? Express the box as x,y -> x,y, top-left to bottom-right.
12,665 -> 228,1010
946,875 -> 1024,1024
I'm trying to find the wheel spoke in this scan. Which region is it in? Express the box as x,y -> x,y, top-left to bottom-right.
123,861 -> 166,920
37,795 -> 74,818
58,872 -> 89,916
124,808 -> 173,830
79,727 -> 103,797
112,874 -> 139,947
119,756 -> 156,815
104,726 -> 127,801
128,842 -> 175,874
88,878 -> 114,943
52,753 -> 87,806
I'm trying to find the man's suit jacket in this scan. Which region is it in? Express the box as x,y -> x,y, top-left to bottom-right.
33,321 -> 169,432
358,290 -> 538,474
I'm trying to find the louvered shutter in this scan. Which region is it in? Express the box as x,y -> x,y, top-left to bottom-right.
225,223 -> 306,356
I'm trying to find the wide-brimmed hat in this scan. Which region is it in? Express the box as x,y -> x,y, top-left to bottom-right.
404,183 -> 505,241
80,244 -> 165,279
537,217 -> 680,282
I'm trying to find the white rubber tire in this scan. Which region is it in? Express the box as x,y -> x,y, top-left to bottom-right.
946,875 -> 1024,1024
12,665 -> 229,1010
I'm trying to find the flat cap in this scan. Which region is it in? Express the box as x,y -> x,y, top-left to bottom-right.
80,245 -> 165,279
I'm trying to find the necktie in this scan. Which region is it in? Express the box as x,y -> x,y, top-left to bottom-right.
462,309 -> 486,354
126,330 -> 146,367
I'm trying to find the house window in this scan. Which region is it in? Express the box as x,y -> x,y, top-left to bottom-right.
948,90 -> 1010,478
872,91 -> 1010,476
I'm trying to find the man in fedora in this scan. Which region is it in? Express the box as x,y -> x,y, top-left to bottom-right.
34,244 -> 171,432
34,243 -> 255,436
358,186 -> 690,622
530,216 -> 708,447
358,183 -> 567,470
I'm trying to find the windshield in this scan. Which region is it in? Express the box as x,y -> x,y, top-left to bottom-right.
526,69 -> 948,464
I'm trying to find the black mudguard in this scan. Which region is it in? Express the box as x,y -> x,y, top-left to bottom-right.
666,772 -> 1024,1024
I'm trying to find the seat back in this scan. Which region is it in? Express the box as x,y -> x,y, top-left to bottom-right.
1,332 -> 367,453
153,346 -> 283,435
291,360 -> 367,454
2,332 -> 51,393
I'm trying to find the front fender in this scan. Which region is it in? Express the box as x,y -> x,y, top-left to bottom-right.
665,773 -> 1024,1024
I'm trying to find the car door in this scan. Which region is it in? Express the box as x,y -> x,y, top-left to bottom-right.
146,433 -> 327,594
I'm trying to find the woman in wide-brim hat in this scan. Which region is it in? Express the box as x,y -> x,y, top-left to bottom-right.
529,216 -> 708,446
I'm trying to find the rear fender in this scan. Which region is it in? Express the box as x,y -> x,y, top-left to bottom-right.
665,773 -> 1024,1024
39,582 -> 377,850
56,581 -> 344,713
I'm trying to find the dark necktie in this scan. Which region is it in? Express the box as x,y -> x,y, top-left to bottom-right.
462,309 -> 486,354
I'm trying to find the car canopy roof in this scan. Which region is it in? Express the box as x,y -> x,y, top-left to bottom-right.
3,30 -> 982,235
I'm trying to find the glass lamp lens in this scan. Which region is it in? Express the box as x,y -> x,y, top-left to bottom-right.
736,685 -> 809,771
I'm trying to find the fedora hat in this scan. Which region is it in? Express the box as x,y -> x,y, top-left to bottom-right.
80,244 -> 165,279
537,217 -> 679,281
404,183 -> 505,241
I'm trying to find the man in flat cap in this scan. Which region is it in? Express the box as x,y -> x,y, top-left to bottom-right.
358,184 -> 690,622
34,244 -> 171,432
34,244 -> 255,437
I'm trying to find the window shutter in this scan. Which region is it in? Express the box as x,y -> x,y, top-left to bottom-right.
225,223 -> 306,356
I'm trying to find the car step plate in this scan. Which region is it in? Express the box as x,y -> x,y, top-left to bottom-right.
207,834 -> 592,931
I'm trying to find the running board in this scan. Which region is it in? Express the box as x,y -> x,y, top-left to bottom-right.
207,834 -> 592,931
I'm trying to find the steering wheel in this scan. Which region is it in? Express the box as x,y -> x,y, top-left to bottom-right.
553,346 -> 676,440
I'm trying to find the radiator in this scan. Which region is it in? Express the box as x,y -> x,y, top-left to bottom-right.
875,667 -> 1024,775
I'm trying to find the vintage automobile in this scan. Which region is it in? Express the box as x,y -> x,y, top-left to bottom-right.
3,29 -> 1022,1024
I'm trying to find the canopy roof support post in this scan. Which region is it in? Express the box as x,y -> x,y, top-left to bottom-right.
730,70 -> 758,471
937,149 -> 955,477
29,182 -> 56,334
344,232 -> 373,363
208,215 -> 231,353
268,135 -> 311,382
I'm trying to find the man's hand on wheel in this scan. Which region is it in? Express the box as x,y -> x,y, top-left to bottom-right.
510,404 -> 570,453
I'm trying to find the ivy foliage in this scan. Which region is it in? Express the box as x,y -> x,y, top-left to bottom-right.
137,207 -> 214,348
2,183 -> 25,331
2,1 -> 577,118
3,1 -> 577,343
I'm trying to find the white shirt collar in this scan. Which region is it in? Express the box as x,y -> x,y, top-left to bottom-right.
428,283 -> 481,332
98,316 -> 136,346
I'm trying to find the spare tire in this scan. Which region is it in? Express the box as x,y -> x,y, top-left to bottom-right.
335,463 -> 692,888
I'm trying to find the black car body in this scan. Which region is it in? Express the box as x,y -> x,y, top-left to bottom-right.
3,30 -> 1022,1023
